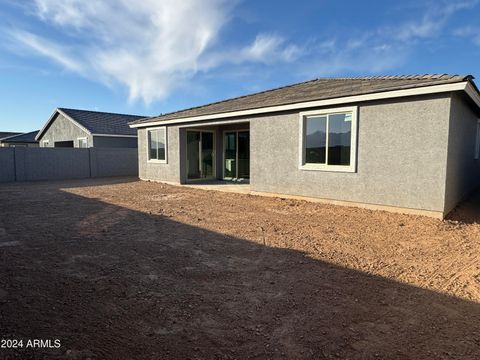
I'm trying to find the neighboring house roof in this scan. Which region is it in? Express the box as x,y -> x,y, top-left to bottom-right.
0,132 -> 21,140
36,108 -> 147,140
1,130 -> 39,144
130,74 -> 480,127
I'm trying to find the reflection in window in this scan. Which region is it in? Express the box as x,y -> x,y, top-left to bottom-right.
305,116 -> 326,164
304,112 -> 352,166
327,113 -> 351,166
148,128 -> 166,161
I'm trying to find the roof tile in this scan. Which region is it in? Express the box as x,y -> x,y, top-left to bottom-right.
1,130 -> 39,143
131,74 -> 473,125
59,108 -> 146,136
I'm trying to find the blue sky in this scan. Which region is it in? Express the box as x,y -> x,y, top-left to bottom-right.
1,0 -> 480,132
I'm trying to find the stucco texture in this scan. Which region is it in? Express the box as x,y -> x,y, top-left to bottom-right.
138,127 -> 181,183
250,94 -> 451,212
137,93 -> 478,214
444,93 -> 480,213
38,113 -> 92,147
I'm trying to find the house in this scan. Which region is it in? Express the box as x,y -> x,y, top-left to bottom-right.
129,74 -> 480,219
0,130 -> 39,147
36,108 -> 146,148
0,132 -> 21,145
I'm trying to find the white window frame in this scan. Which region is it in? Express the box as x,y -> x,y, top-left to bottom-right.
475,119 -> 480,160
299,106 -> 358,173
77,137 -> 88,148
147,126 -> 168,164
42,140 -> 50,147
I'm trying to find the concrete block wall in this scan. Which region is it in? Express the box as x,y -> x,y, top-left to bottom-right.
0,148 -> 15,183
14,147 -> 91,181
0,147 -> 138,183
90,148 -> 139,177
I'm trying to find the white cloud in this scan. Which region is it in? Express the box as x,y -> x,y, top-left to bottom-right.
300,40 -> 408,77
454,26 -> 480,46
301,0 -> 478,78
9,29 -> 84,72
393,0 -> 478,41
3,0 -> 300,104
26,0 -> 235,103
2,0 -> 478,104
201,33 -> 303,69
242,34 -> 302,63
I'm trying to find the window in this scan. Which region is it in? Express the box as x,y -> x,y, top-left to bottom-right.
475,120 -> 480,160
42,140 -> 49,147
148,127 -> 167,162
299,106 -> 357,172
78,138 -> 88,148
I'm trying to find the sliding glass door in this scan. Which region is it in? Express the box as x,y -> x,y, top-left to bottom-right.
223,131 -> 249,180
187,131 -> 201,179
237,131 -> 249,178
201,132 -> 214,178
187,130 -> 215,180
224,132 -> 237,178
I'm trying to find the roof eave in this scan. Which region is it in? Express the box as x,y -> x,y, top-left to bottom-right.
91,133 -> 137,138
130,81 -> 473,128
3,140 -> 38,144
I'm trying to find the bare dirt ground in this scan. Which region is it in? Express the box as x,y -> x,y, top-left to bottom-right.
1,178 -> 480,359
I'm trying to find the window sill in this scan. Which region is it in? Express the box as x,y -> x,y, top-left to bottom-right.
299,164 -> 356,173
147,159 -> 168,164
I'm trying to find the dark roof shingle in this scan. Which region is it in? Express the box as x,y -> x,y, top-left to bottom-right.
59,108 -> 146,136
1,130 -> 39,143
131,74 -> 474,125
0,132 -> 21,140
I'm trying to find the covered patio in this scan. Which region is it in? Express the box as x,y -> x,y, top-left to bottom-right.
179,121 -> 250,184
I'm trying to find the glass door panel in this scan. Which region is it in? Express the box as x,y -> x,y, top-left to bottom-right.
187,131 -> 201,179
201,132 -> 214,178
237,131 -> 249,179
224,132 -> 237,178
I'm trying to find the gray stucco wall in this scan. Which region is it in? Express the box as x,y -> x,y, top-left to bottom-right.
93,136 -> 138,148
444,93 -> 480,213
38,113 -> 91,148
138,126 -> 182,183
250,94 -> 451,212
137,93 -> 455,213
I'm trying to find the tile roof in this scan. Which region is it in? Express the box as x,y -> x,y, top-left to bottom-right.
131,74 -> 474,125
58,108 -> 147,136
1,130 -> 39,143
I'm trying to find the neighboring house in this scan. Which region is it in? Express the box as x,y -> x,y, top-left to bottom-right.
129,74 -> 480,219
0,132 -> 21,146
0,130 -> 39,147
36,108 -> 146,148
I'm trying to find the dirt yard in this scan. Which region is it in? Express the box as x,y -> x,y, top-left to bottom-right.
1,178 -> 480,359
